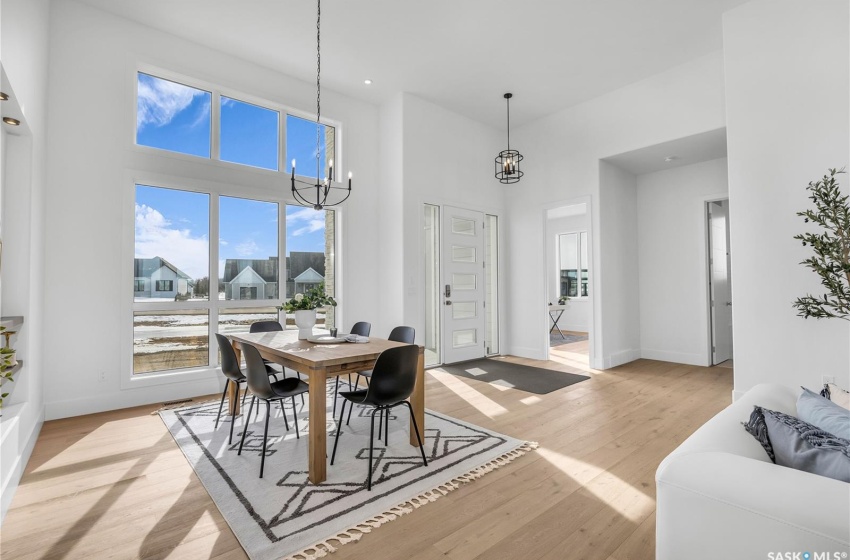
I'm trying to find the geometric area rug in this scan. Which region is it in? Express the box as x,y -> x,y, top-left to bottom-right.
159,397 -> 536,560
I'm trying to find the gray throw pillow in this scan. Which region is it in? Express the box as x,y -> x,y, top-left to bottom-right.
744,406 -> 850,483
798,387 -> 850,439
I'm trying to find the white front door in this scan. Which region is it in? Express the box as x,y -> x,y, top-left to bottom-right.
709,200 -> 733,364
442,206 -> 486,364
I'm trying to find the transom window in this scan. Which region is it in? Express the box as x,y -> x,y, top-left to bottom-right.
135,72 -> 336,175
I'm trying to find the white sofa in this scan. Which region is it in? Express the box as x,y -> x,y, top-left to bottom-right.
656,383 -> 850,559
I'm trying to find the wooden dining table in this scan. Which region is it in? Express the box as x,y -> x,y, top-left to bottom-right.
227,330 -> 425,484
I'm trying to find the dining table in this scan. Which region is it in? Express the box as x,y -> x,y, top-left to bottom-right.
227,330 -> 425,484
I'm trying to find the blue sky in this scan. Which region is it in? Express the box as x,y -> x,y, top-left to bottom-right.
134,73 -> 330,281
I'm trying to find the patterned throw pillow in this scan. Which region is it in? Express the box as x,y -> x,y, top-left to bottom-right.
743,406 -> 850,483
822,383 -> 850,411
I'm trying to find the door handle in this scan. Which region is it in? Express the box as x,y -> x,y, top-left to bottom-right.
445,284 -> 451,298
725,302 -> 732,306
445,300 -> 452,306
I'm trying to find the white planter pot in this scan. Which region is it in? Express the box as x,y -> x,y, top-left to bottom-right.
294,310 -> 317,340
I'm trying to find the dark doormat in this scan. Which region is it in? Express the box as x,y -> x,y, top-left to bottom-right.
435,358 -> 590,395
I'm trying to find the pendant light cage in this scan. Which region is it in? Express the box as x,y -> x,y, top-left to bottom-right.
494,92 -> 523,184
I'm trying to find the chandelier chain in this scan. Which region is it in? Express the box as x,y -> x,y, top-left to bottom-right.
316,0 -> 322,181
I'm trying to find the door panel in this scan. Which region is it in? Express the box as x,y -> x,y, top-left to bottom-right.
442,206 -> 486,363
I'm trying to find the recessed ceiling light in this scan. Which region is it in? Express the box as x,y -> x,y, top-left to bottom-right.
3,117 -> 20,126
664,155 -> 679,162
0,92 -> 8,101
364,79 -> 372,85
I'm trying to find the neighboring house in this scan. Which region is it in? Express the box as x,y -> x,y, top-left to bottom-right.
285,252 -> 325,298
223,257 -> 279,300
134,257 -> 194,299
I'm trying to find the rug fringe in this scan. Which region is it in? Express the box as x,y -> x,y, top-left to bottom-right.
282,441 -> 539,560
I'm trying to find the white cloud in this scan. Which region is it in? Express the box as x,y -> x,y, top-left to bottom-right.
137,76 -> 207,131
235,240 -> 259,257
135,204 -> 209,279
286,207 -> 326,237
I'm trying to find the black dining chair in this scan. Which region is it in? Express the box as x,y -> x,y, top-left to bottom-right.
213,333 -> 280,444
347,326 -> 415,435
332,321 -> 372,415
237,343 -> 310,478
331,344 -> 427,490
250,319 -> 305,405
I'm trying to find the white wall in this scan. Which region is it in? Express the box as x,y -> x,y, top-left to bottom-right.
636,157 -> 729,366
508,52 -> 727,365
398,93 -> 505,349
545,212 -> 590,332
599,161 -> 641,367
0,0 -> 50,520
42,0 -> 381,419
723,0 -> 850,397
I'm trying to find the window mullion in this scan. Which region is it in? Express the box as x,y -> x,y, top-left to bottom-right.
211,91 -> 221,162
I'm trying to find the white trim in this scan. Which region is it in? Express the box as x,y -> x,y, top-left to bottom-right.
640,348 -> 707,367
603,348 -> 641,369
0,402 -> 43,521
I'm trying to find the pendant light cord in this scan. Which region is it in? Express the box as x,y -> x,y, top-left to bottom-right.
506,95 -> 510,151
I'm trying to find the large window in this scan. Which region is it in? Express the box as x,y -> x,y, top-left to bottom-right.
135,71 -> 336,177
285,205 -> 335,330
558,231 -> 589,298
220,196 -> 279,301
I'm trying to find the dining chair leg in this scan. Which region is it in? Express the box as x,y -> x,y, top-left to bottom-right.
368,408 -> 379,491
384,408 -> 389,446
378,409 -> 383,440
260,401 -> 271,478
332,376 -> 340,416
241,384 -> 248,407
331,398 -> 346,465
238,396 -> 256,455
348,373 -> 353,389
215,379 -> 229,430
292,397 -> 300,439
280,399 -> 290,431
405,401 -> 428,466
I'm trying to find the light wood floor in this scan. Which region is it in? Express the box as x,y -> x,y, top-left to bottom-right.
1,345 -> 732,560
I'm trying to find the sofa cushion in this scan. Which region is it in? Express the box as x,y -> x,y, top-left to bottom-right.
823,383 -> 850,411
798,387 -> 850,439
744,406 -> 850,483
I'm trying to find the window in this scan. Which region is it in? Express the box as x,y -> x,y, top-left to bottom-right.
155,280 -> 174,292
220,97 -> 279,170
558,231 -> 589,298
285,205 -> 335,330
136,72 -> 339,178
132,184 -> 337,375
136,73 -> 211,158
285,115 -> 335,177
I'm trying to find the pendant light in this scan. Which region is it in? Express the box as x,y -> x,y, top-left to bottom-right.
495,93 -> 523,184
291,0 -> 352,210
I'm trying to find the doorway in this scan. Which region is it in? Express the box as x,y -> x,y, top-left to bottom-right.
544,202 -> 592,368
423,204 -> 499,366
707,199 -> 733,365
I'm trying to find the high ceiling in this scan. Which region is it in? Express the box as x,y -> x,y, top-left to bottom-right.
76,0 -> 747,129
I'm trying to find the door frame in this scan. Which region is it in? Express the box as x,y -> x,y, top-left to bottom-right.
541,195 -> 599,368
703,196 -> 732,366
418,196 -> 504,366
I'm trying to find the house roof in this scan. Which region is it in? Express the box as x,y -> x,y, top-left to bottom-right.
134,257 -> 193,282
223,257 -> 279,283
230,265 -> 266,285
293,267 -> 324,284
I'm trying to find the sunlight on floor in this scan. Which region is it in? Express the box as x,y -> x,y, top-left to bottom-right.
428,369 -> 510,418
535,446 -> 654,522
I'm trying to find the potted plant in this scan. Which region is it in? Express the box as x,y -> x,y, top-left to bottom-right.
0,326 -> 17,410
0,346 -> 16,367
793,167 -> 849,321
279,283 -> 337,339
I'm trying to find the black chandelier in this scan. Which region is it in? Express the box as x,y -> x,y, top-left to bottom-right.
494,93 -> 523,184
291,0 -> 352,210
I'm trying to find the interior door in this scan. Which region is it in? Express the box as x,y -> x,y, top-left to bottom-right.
709,201 -> 733,364
442,206 -> 486,364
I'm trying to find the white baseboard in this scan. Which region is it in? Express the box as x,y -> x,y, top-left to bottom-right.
640,348 -> 708,367
46,377 -> 224,420
603,349 -> 641,369
1,402 -> 44,522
